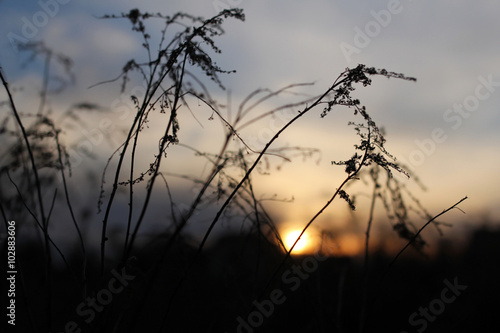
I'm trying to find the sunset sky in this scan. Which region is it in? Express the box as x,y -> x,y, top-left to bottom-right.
1,0 -> 499,254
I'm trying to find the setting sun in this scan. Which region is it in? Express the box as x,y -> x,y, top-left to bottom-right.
284,229 -> 311,254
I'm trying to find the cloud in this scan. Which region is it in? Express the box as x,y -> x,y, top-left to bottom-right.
1,0 -> 499,226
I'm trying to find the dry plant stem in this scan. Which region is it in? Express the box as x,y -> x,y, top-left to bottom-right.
197,75 -> 347,255
239,182 -> 288,252
190,148 -> 286,251
106,9 -> 234,265
0,201 -> 7,224
125,127 -> 240,331
124,52 -> 189,260
0,74 -> 48,227
258,130 -> 372,306
235,129 -> 372,328
130,120 -> 267,327
362,196 -> 468,332
236,83 -> 315,124
0,70 -> 52,331
136,135 -> 232,280
240,152 -> 265,296
136,139 -> 230,283
99,23 -> 180,271
191,93 -> 292,161
100,43 -> 176,272
6,171 -> 79,285
159,75 -> 349,329
122,91 -> 146,261
359,174 -> 378,333
126,157 -> 228,331
53,128 -> 88,297
121,54 -> 178,260
385,196 -> 467,278
99,93 -> 148,274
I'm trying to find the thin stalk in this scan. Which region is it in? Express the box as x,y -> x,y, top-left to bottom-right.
126,140 -> 231,332
122,94 -> 143,261
99,94 -> 146,274
159,74 -> 350,330
125,51 -> 189,258
232,132 -> 371,331
1,69 -> 51,331
101,10 -> 243,270
121,85 -> 175,261
197,75 -> 347,256
99,67 -> 158,274
239,150 -> 264,297
6,171 -> 78,283
362,196 -> 468,331
359,167 -> 378,333
385,196 -> 467,279
256,131 -> 372,306
53,127 -> 87,297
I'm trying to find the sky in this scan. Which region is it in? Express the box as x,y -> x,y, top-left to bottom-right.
1,0 -> 499,255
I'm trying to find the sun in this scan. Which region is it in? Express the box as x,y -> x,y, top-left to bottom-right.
284,230 -> 310,254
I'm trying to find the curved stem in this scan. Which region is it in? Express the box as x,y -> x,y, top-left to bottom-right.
159,73 -> 349,329
125,51 -> 189,258
362,196 -> 468,331
257,128 -> 372,305
1,69 -> 52,331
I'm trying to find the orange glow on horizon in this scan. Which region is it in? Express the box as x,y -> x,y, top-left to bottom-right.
335,234 -> 363,256
281,227 -> 364,256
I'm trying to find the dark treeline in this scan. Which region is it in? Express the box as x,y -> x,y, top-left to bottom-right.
6,224 -> 499,333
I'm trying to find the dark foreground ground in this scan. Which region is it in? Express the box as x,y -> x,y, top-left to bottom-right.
3,225 -> 500,333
